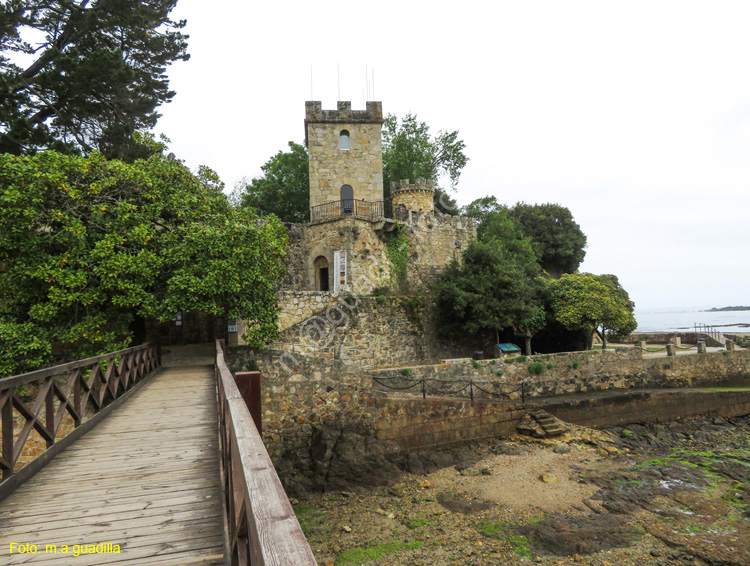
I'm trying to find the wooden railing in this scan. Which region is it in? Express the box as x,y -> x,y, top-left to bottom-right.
215,340 -> 316,566
0,343 -> 160,500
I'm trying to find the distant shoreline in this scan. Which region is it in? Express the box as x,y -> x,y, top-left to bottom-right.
706,306 -> 750,312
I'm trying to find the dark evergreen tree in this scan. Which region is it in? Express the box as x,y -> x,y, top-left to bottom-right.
0,0 -> 189,161
508,202 -> 587,278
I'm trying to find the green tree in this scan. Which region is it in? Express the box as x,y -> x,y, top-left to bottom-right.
508,203 -> 587,278
238,141 -> 309,223
382,113 -> 468,204
0,0 -> 189,161
462,195 -> 505,230
435,239 -> 543,348
0,147 -> 287,377
546,273 -> 636,350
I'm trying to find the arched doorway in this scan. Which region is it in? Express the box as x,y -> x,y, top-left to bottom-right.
314,256 -> 329,291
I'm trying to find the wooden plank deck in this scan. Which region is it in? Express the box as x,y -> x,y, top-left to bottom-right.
0,366 -> 226,565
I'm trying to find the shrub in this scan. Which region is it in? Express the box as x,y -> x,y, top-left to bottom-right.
528,362 -> 546,375
515,355 -> 528,363
546,363 -> 555,370
505,358 -> 515,363
496,370 -> 504,377
472,359 -> 481,368
567,360 -> 580,369
376,294 -> 387,305
400,368 -> 412,377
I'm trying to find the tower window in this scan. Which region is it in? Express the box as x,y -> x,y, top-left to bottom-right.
339,130 -> 350,150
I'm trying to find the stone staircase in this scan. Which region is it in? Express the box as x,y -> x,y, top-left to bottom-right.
517,409 -> 570,438
695,323 -> 727,347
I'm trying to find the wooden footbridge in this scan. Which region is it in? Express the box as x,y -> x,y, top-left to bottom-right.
0,342 -> 316,565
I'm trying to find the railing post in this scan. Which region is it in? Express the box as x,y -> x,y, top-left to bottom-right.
422,379 -> 426,400
666,344 -> 675,356
470,381 -> 474,403
235,371 -> 262,433
1,395 -> 12,480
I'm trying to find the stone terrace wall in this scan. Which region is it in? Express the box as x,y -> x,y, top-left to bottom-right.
273,295 -> 473,368
369,349 -> 750,399
276,291 -> 342,334
226,346 -> 750,493
541,389 -> 750,430
374,397 -> 526,451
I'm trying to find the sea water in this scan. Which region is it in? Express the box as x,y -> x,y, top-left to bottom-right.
634,307 -> 750,333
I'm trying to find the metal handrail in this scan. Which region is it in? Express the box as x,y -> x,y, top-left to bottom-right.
310,199 -> 408,222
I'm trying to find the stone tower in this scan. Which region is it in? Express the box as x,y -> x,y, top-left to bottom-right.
305,101 -> 384,212
391,178 -> 435,214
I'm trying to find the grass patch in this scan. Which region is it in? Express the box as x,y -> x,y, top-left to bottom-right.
527,362 -> 545,375
567,360 -> 580,369
477,523 -> 534,558
335,541 -> 424,564
546,363 -> 555,370
515,355 -> 528,363
472,359 -> 481,368
404,517 -> 430,529
400,368 -> 412,377
293,505 -> 327,534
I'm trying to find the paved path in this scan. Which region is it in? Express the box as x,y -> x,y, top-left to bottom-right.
0,366 -> 225,565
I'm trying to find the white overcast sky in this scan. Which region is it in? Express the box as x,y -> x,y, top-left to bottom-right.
156,0 -> 750,312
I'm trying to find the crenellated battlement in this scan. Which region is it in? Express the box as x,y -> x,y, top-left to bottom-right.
305,101 -> 383,124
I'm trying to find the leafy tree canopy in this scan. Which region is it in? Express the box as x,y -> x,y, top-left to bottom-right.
0,146 -> 287,376
382,112 -> 468,201
238,141 -> 309,223
508,202 -> 587,278
546,273 -> 636,349
0,0 -> 189,161
435,239 -> 543,349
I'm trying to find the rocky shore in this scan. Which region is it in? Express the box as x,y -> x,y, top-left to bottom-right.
295,414 -> 750,565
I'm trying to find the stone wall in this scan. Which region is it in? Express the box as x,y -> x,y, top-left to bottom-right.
405,211 -> 476,288
541,389 -> 750,430
279,216 -> 390,294
374,397 -> 526,450
278,212 -> 476,294
270,295 -> 473,367
369,348 -> 750,399
225,345 -> 750,493
306,101 -> 384,209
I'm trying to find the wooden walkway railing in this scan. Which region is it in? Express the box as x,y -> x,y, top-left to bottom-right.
0,343 -> 160,501
215,340 -> 316,566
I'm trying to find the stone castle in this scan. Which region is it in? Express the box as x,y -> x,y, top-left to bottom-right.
230,101 -> 476,351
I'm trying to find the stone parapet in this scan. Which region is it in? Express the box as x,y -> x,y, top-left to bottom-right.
304,101 -> 383,124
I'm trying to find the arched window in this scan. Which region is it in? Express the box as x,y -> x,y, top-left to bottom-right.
340,185 -> 354,214
339,130 -> 350,150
